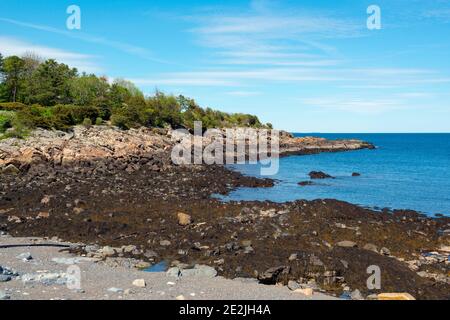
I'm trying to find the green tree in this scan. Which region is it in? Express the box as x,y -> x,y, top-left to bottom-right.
25,59 -> 77,105
69,74 -> 110,106
2,56 -> 25,102
0,53 -> 6,102
147,91 -> 183,128
113,79 -> 143,98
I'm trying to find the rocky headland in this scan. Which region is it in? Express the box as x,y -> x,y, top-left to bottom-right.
0,126 -> 449,300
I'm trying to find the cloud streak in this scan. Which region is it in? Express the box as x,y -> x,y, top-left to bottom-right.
0,36 -> 102,73
185,2 -> 364,67
0,17 -> 169,64
131,67 -> 449,87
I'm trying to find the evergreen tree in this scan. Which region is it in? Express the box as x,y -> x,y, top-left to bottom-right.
24,59 -> 77,105
2,56 -> 25,102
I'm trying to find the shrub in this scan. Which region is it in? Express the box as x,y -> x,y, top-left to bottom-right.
0,102 -> 27,111
16,104 -> 55,130
95,117 -> 103,125
63,105 -> 100,124
1,121 -> 29,139
0,111 -> 29,139
82,117 -> 92,127
110,113 -> 131,130
0,112 -> 14,133
52,104 -> 101,130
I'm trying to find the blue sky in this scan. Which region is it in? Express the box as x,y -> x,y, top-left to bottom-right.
1,0 -> 450,132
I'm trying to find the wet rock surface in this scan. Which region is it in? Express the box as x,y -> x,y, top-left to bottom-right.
0,126 -> 448,300
309,171 -> 334,179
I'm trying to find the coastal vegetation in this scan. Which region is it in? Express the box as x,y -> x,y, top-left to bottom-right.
0,52 -> 272,139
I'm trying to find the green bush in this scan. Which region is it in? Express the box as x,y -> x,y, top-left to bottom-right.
69,105 -> 100,124
52,104 -> 100,130
0,102 -> 27,111
16,105 -> 55,130
82,117 -> 92,127
0,111 -> 14,133
0,121 -> 29,139
110,113 -> 131,130
0,111 -> 29,139
95,117 -> 103,125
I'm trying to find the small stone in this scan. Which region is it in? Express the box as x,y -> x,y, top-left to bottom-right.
340,259 -> 349,269
0,290 -> 10,300
176,295 -> 186,300
100,246 -> 116,257
122,245 -> 137,254
144,250 -> 158,258
336,241 -> 357,248
363,243 -> 378,253
2,164 -> 19,175
85,245 -> 100,253
287,280 -> 301,291
132,279 -> 146,288
181,265 -> 217,278
258,266 -> 290,285
380,247 -> 391,256
288,254 -> 298,262
160,240 -> 171,247
40,195 -> 51,205
351,289 -> 364,300
243,246 -> 254,254
294,288 -> 314,296
107,287 -> 124,293
135,261 -> 151,269
73,207 -> 85,214
17,252 -> 33,261
0,275 -> 12,282
377,293 -> 415,300
177,212 -> 192,226
439,245 -> 450,253
37,211 -> 50,219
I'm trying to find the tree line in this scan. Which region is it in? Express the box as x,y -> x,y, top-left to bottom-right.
0,53 -> 272,138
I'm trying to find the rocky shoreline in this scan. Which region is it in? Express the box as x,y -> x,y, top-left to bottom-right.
1,126 -> 449,300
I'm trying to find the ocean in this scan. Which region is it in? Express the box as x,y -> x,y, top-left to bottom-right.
219,133 -> 450,217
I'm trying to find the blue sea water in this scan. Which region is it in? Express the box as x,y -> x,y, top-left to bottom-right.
220,134 -> 450,217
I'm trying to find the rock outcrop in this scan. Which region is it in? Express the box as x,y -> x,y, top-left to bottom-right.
0,126 -> 375,176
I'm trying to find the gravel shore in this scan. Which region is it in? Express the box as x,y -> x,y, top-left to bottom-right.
1,126 -> 449,300
0,236 -> 335,300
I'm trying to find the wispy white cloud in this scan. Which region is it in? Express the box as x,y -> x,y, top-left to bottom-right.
132,67 -> 449,87
0,17 -> 169,64
0,36 -> 102,73
423,8 -> 450,21
185,2 -> 363,67
131,76 -> 236,87
226,90 -> 262,97
300,90 -> 442,114
301,97 -> 407,114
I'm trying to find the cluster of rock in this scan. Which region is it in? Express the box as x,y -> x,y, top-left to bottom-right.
0,125 -> 375,176
298,171 -> 362,186
0,126 -> 174,177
